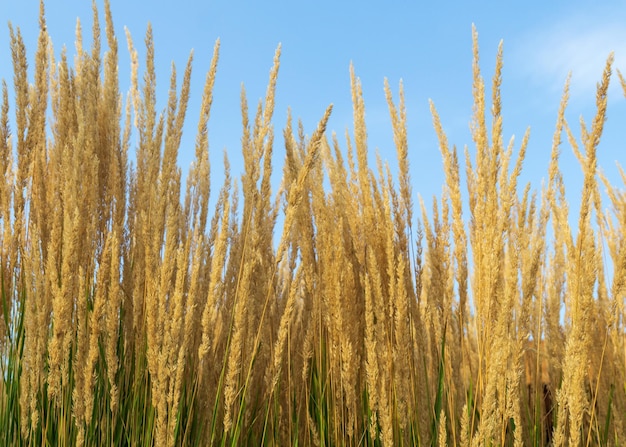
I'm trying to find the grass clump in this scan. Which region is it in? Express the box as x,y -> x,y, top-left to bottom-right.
1,2 -> 626,446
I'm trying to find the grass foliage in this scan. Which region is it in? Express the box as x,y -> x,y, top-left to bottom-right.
1,2 -> 626,446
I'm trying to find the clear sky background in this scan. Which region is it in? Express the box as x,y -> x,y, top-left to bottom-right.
0,1 -> 625,225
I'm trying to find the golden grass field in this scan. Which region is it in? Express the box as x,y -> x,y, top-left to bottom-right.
1,2 -> 625,446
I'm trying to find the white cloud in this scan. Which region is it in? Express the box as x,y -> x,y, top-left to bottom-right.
512,16 -> 626,103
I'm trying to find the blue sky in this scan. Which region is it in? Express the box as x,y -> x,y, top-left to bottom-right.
0,1 -> 625,222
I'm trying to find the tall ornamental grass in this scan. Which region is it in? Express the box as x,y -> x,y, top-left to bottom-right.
1,2 -> 625,446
